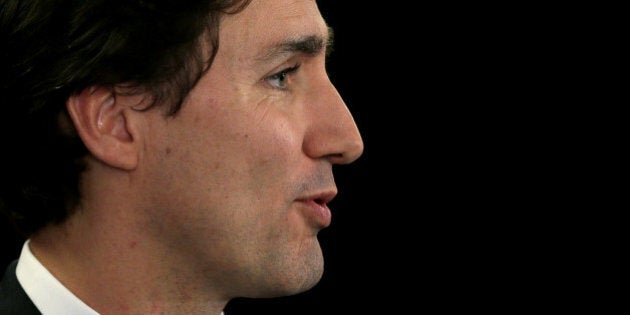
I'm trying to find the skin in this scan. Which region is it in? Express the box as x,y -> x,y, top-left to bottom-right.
29,0 -> 363,314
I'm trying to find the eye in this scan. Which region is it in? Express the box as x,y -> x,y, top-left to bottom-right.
265,64 -> 301,90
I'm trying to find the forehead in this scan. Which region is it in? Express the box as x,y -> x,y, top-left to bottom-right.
218,0 -> 329,56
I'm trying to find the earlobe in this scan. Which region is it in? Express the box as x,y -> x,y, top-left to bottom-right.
66,86 -> 138,170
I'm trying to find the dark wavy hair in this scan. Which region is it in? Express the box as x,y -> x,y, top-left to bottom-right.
0,0 -> 252,236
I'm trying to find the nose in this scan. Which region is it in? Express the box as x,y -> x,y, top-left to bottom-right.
303,78 -> 364,165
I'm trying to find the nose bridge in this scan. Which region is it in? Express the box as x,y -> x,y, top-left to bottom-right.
304,77 -> 364,164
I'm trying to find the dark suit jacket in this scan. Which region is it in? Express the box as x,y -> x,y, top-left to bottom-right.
0,260 -> 41,314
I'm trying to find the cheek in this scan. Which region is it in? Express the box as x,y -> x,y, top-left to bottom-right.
162,99 -> 304,215
237,119 -> 305,225
242,116 -> 302,180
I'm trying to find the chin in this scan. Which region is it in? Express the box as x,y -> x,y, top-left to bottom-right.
283,254 -> 325,295
255,253 -> 325,298
263,273 -> 324,298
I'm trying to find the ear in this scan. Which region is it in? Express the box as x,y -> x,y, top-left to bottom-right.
66,86 -> 139,170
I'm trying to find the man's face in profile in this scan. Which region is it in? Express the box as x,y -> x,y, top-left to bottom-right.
134,0 -> 363,299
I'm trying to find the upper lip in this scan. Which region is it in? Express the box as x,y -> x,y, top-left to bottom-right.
296,189 -> 338,206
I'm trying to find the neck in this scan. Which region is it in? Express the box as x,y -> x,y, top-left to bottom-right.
28,164 -> 228,314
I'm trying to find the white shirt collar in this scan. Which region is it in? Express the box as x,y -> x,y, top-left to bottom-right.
15,239 -> 226,315
16,239 -> 100,315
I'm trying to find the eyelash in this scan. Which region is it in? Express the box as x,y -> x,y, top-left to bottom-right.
265,63 -> 301,90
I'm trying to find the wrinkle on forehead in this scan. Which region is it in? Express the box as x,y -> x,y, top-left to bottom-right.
218,0 -> 328,66
224,0 -> 327,40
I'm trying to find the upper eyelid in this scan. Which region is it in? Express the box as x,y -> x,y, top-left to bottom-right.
266,63 -> 300,80
264,64 -> 301,90
275,64 -> 300,75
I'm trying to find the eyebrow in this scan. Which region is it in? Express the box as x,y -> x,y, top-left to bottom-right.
256,26 -> 335,62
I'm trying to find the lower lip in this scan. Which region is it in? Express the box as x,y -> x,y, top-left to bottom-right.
299,200 -> 332,228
